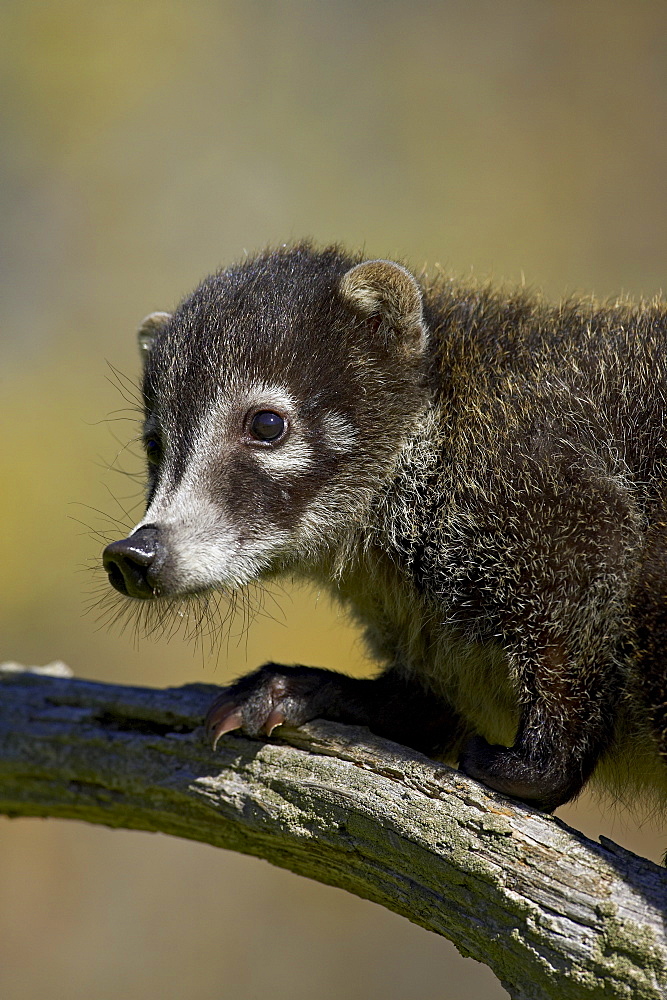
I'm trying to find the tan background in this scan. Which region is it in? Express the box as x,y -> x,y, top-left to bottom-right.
1,2 -> 666,998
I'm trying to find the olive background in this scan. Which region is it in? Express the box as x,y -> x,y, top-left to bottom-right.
1,3 -> 666,998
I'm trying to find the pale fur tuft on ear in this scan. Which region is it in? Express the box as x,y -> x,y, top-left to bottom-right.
339,259 -> 427,356
137,312 -> 172,359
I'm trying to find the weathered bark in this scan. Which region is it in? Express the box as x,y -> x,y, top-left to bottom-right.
1,662 -> 666,999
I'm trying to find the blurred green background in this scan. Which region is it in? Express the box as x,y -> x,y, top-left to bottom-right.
1,2 -> 666,998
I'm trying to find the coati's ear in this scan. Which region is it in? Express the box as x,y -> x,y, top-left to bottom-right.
339,260 -> 427,356
137,312 -> 171,360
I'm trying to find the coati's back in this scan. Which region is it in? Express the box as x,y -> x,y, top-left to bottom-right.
423,281 -> 667,493
103,243 -> 667,817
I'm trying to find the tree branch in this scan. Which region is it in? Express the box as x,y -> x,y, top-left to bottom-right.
1,663 -> 666,1000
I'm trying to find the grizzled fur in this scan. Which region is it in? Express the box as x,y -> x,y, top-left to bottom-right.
103,242 -> 667,814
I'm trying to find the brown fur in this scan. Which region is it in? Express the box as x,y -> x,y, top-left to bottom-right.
103,243 -> 667,815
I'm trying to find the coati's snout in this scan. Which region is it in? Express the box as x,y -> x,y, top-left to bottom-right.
103,526 -> 163,599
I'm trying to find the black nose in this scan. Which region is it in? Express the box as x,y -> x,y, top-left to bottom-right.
103,526 -> 163,599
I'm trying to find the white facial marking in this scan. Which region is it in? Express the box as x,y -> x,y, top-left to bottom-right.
254,435 -> 313,473
237,384 -> 298,416
320,411 -> 358,453
135,475 -> 291,592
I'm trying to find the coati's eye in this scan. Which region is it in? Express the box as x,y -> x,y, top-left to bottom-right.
250,411 -> 286,442
144,436 -> 162,465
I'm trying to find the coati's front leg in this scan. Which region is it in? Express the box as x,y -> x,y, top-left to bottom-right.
455,472 -> 639,813
206,664 -> 467,759
458,639 -> 619,812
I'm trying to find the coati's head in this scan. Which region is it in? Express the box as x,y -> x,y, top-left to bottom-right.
103,244 -> 429,600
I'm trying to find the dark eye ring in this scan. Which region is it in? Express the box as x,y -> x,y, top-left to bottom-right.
249,410 -> 286,443
144,436 -> 162,464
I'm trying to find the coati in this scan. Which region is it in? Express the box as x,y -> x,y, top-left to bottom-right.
103,242 -> 667,813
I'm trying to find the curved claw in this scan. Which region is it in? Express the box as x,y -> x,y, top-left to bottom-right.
264,708 -> 286,737
206,700 -> 243,750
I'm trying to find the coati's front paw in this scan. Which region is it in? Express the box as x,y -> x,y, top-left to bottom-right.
205,663 -> 336,749
458,735 -> 582,812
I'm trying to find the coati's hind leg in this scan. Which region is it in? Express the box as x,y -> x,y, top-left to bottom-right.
206,663 -> 467,759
